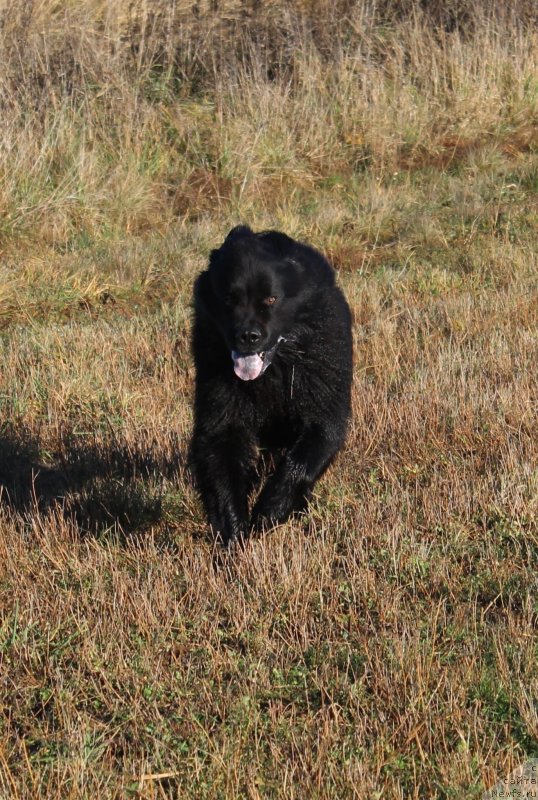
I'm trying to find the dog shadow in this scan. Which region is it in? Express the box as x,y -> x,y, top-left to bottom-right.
0,424 -> 186,541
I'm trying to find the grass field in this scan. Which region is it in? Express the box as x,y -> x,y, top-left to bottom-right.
0,1 -> 537,797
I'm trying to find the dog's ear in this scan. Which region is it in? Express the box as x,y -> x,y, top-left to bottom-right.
209,225 -> 252,267
259,229 -> 296,255
224,224 -> 252,243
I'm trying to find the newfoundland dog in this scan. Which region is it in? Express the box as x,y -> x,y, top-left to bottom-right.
190,225 -> 352,546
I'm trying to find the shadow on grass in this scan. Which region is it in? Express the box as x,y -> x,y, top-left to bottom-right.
0,423 -> 187,541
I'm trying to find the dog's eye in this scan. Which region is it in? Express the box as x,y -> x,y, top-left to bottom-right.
262,296 -> 277,306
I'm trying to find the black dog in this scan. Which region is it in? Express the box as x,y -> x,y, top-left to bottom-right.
190,225 -> 352,546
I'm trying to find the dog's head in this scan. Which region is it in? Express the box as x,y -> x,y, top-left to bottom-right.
197,225 -> 313,381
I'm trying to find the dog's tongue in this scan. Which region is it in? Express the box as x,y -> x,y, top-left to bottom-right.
232,352 -> 264,381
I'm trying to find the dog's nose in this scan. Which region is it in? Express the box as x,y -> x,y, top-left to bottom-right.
238,328 -> 262,348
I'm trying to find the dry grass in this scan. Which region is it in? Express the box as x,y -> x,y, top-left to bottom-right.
0,1 -> 537,798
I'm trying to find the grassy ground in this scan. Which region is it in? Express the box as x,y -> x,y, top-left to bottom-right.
0,1 -> 537,797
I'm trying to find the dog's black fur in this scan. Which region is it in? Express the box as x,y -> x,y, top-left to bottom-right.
190,225 -> 352,545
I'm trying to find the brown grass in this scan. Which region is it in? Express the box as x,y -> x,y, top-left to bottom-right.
0,1 -> 537,798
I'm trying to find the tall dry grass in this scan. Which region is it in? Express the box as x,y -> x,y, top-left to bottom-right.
0,0 -> 535,251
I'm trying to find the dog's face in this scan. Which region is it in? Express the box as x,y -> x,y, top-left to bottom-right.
201,227 -> 306,380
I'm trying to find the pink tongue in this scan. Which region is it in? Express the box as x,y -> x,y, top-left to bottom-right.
233,353 -> 264,381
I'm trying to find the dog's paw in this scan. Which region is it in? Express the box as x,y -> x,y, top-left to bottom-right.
250,501 -> 288,533
210,518 -> 249,550
249,512 -> 273,533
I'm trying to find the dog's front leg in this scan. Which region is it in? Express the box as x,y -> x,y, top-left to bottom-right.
191,429 -> 257,546
251,423 -> 343,530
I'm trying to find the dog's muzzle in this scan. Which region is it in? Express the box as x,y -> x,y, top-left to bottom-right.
231,337 -> 286,381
